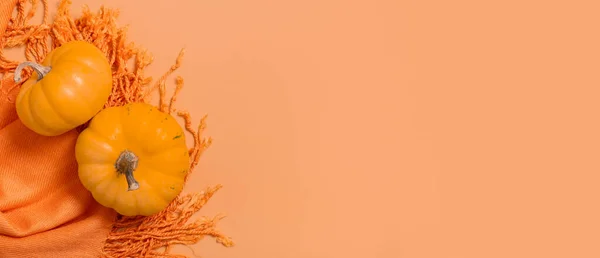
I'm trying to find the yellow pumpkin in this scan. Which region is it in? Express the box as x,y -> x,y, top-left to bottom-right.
75,102 -> 190,216
14,40 -> 113,136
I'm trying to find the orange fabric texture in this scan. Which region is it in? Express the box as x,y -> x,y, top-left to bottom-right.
0,2 -> 115,257
0,0 -> 232,257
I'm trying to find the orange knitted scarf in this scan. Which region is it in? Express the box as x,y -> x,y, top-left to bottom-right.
0,0 -> 233,257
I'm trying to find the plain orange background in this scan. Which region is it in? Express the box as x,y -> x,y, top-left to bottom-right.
27,0 -> 600,257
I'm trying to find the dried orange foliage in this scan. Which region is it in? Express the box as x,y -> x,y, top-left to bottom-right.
0,0 -> 233,257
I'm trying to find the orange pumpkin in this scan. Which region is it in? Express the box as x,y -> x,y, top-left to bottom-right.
74,102 -> 190,216
14,40 -> 113,136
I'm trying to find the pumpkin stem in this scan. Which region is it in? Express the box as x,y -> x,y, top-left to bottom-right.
14,61 -> 52,83
115,150 -> 140,191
